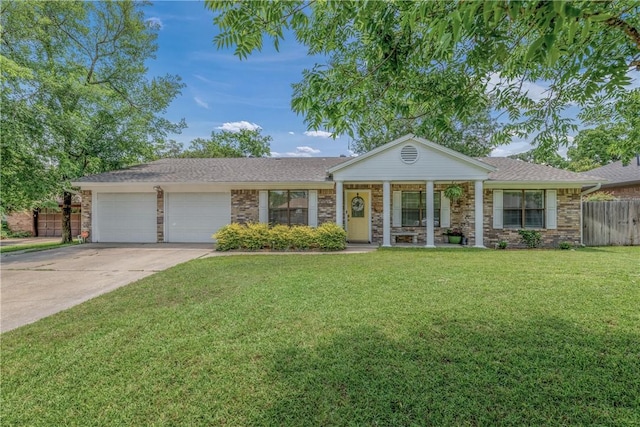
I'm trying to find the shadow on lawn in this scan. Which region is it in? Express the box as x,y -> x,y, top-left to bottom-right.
253,318 -> 639,426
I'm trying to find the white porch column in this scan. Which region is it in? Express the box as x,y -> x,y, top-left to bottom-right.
474,180 -> 485,248
382,181 -> 391,247
335,181 -> 344,227
425,180 -> 435,248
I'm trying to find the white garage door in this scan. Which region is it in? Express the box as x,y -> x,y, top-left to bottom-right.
165,192 -> 231,243
96,193 -> 157,243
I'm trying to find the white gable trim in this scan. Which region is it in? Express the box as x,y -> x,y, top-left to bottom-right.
328,134 -> 496,174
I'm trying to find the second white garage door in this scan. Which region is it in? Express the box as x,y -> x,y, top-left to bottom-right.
165,192 -> 231,243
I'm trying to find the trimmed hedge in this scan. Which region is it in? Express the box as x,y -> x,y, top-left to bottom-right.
213,222 -> 347,251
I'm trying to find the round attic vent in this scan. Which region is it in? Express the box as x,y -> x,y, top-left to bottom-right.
400,145 -> 418,164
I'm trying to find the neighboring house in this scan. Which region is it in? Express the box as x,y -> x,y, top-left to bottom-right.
582,156 -> 640,200
5,197 -> 82,237
71,135 -> 603,247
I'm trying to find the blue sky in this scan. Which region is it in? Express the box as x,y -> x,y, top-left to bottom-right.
145,1 -> 638,159
145,1 -> 351,158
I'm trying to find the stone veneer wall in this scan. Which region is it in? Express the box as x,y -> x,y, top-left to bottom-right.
483,188 -> 582,248
317,189 -> 336,224
156,189 -> 164,243
231,190 -> 260,224
80,190 -> 92,242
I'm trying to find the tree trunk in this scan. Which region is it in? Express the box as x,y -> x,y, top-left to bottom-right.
61,191 -> 72,243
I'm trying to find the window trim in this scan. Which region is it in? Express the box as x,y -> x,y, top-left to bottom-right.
268,190 -> 309,226
503,189 -> 545,229
400,191 -> 441,227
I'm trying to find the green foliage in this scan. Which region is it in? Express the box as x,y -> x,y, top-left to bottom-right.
497,240 -> 508,250
518,230 -> 542,249
212,223 -> 244,251
182,129 -> 271,158
315,222 -> 347,251
583,191 -> 618,202
1,1 -> 185,237
443,184 -> 464,201
214,222 -> 346,251
206,1 -> 640,158
558,241 -> 573,250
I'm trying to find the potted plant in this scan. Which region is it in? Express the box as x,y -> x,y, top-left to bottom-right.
444,184 -> 464,201
444,228 -> 463,244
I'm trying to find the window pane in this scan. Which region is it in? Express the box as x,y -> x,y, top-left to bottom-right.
269,191 -> 288,209
525,191 -> 544,209
402,192 -> 420,209
503,191 -> 522,209
402,209 -> 421,226
525,209 -> 544,228
433,191 -> 441,210
504,209 -> 522,228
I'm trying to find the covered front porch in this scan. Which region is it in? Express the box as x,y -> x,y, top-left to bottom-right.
326,135 -> 497,248
335,181 -> 487,248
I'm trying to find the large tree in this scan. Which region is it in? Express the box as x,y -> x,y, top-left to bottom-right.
182,129 -> 271,158
1,1 -> 184,242
206,0 -> 639,161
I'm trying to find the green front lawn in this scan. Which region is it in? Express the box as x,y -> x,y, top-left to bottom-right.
2,248 -> 639,426
0,241 -> 77,253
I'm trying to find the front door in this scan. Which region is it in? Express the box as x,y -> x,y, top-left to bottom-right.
346,190 -> 370,242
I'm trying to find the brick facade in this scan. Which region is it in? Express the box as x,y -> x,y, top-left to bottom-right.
231,190 -> 260,224
156,189 -> 164,243
317,189 -> 336,224
80,190 -> 92,242
605,184 -> 640,200
5,211 -> 34,236
483,188 -> 581,248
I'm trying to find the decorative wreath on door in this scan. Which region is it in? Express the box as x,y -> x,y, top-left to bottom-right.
351,194 -> 364,217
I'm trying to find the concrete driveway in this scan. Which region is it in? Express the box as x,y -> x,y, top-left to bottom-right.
1,243 -> 213,333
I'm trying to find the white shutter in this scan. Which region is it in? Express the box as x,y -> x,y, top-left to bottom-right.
440,192 -> 451,228
259,191 -> 268,223
493,190 -> 503,229
308,190 -> 318,227
546,190 -> 557,229
392,191 -> 402,227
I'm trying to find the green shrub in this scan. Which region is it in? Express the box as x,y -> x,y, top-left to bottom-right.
518,229 -> 542,248
315,222 -> 347,251
241,222 -> 270,250
558,241 -> 572,250
583,191 -> 617,202
214,222 -> 347,252
269,225 -> 291,250
289,225 -> 315,250
497,240 -> 508,250
213,223 -> 244,251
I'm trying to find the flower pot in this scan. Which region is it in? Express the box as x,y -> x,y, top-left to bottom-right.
448,235 -> 462,244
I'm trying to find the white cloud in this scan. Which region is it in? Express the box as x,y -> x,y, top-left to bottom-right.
288,131 -> 295,135
194,97 -> 209,109
296,146 -> 321,154
486,72 -> 549,102
217,121 -> 262,132
304,130 -> 334,138
145,17 -> 163,29
271,146 -> 322,157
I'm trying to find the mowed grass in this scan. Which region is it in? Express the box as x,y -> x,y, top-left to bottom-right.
2,247 -> 639,426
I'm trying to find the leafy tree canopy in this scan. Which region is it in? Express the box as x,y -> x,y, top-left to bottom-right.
206,0 -> 639,160
182,129 -> 272,158
1,0 -> 184,240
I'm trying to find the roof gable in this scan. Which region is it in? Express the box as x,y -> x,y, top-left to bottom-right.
581,159 -> 640,185
328,134 -> 496,181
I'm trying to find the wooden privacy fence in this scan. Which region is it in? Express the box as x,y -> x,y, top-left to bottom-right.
583,201 -> 640,246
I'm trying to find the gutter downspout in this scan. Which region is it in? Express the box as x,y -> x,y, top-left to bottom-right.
579,183 -> 602,246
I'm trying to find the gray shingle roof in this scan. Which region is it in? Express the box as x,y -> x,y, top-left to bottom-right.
74,157 -> 349,183
580,158 -> 640,185
73,156 -> 605,185
479,157 -> 604,183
